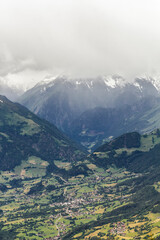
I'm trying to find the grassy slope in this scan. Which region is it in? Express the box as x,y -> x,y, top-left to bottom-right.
0,95 -> 86,175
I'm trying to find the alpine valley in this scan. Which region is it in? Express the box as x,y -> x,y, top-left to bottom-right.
1,75 -> 160,240
19,75 -> 160,151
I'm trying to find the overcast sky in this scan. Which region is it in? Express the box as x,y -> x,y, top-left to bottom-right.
1,0 -> 160,88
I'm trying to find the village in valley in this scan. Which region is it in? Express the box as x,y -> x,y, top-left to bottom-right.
0,160 -> 160,240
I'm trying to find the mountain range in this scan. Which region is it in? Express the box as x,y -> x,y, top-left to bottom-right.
19,75 -> 160,150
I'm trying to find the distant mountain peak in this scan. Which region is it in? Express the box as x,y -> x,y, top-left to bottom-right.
37,75 -> 59,86
150,77 -> 160,92
135,75 -> 160,92
102,75 -> 126,88
36,74 -> 128,90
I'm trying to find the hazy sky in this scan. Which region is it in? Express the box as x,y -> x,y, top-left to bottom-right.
1,0 -> 160,88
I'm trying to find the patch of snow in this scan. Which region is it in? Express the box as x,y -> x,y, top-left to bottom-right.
40,87 -> 47,93
0,100 -> 3,103
90,80 -> 93,86
37,75 -> 59,87
134,82 -> 143,92
136,74 -> 160,92
76,81 -> 81,85
114,76 -> 126,88
150,77 -> 160,92
102,75 -> 126,88
103,76 -> 116,88
85,81 -> 91,89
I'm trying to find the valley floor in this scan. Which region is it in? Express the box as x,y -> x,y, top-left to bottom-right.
0,162 -> 160,240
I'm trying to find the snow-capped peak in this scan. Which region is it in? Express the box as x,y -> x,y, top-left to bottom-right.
36,74 -> 128,91
37,75 -> 58,86
102,75 -> 126,88
37,74 -> 70,87
133,81 -> 143,92
135,74 -> 160,92
150,77 -> 160,92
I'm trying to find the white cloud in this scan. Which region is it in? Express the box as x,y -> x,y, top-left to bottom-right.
0,0 -> 160,85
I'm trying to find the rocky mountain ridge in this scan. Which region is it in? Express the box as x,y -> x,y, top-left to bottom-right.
18,75 -> 160,150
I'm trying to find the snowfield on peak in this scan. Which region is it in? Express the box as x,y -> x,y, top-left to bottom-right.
36,75 -> 59,86
133,82 -> 143,92
150,77 -> 160,92
36,74 -> 128,90
135,75 -> 160,92
102,75 -> 126,88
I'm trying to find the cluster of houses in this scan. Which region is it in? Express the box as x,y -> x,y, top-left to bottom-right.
110,222 -> 126,236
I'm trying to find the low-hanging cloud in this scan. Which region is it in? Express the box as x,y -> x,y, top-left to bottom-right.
1,0 -> 160,84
